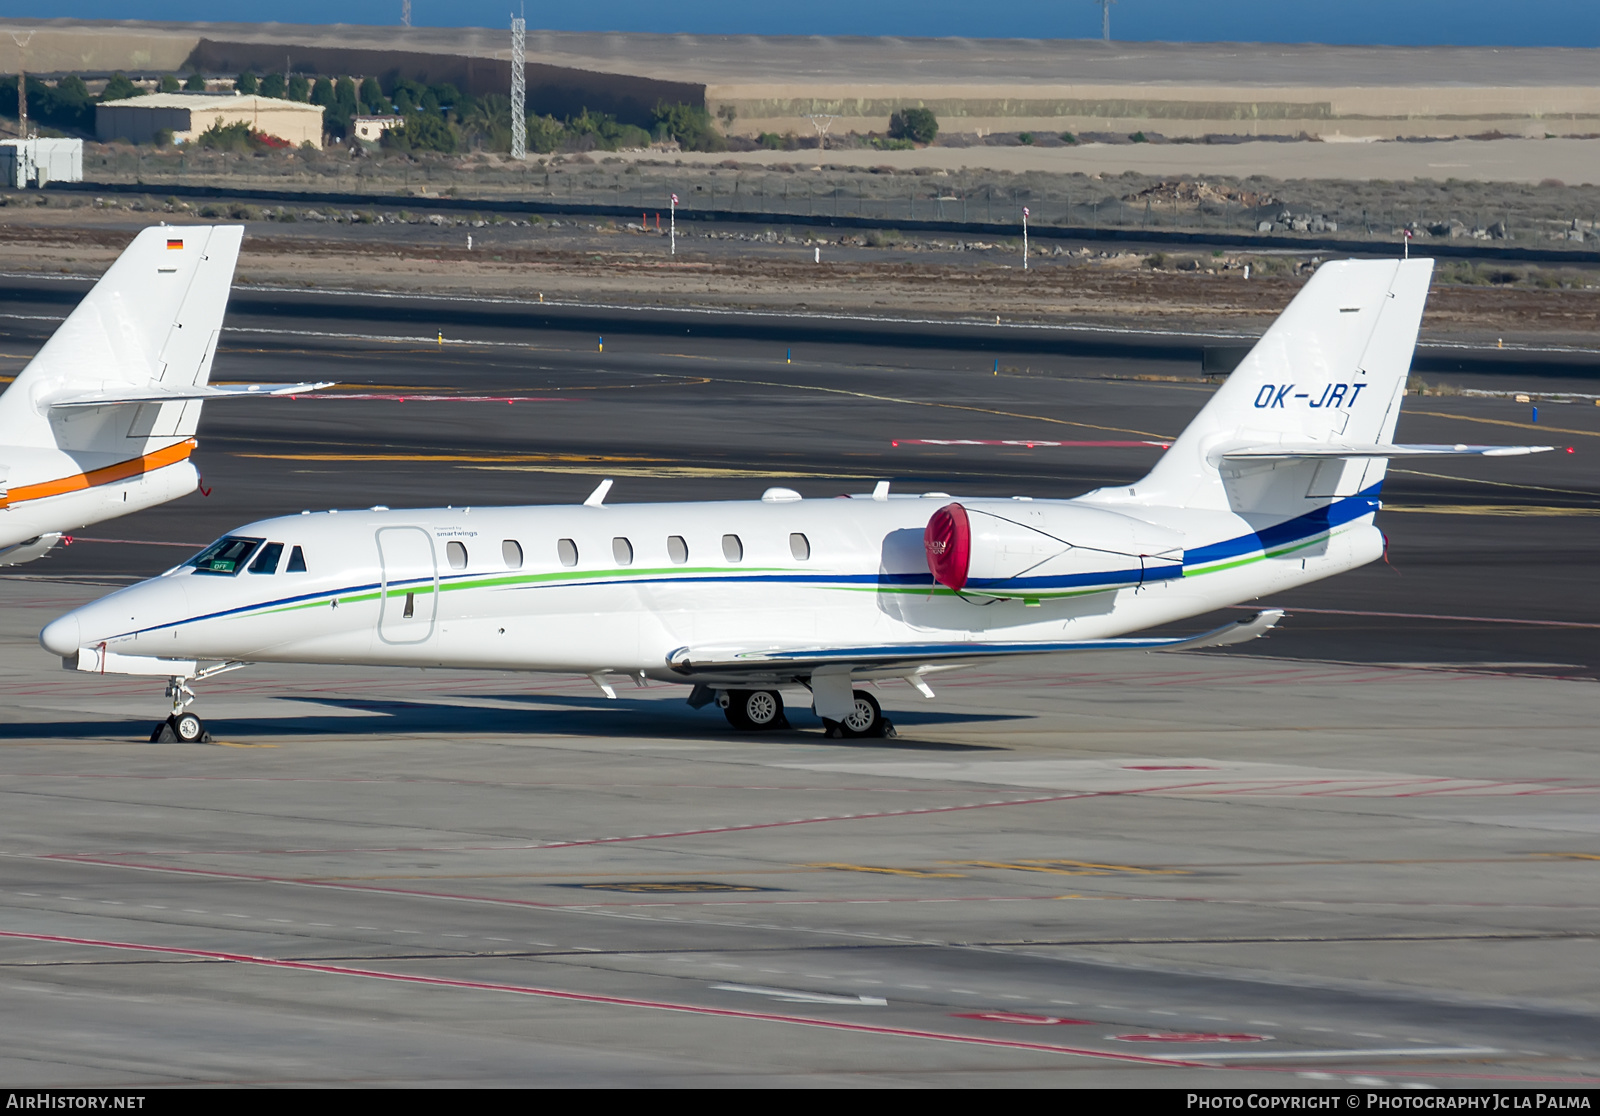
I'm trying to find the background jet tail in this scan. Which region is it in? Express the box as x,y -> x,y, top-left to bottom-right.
1128,257 -> 1434,514
0,224 -> 244,456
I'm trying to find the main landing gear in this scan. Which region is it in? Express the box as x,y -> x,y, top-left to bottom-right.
720,688 -> 790,731
822,689 -> 896,740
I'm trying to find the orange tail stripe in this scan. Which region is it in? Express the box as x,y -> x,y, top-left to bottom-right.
2,439 -> 196,509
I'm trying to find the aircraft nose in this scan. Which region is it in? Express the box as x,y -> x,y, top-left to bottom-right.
40,612 -> 81,658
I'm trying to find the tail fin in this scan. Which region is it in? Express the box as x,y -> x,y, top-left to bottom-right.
0,224 -> 244,456
1131,258 -> 1434,513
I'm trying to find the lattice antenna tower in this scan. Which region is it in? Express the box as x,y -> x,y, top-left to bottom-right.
510,15 -> 527,160
401,1 -> 412,28
10,30 -> 33,137
1094,0 -> 1116,42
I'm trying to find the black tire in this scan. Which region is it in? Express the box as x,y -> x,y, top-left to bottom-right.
723,689 -> 786,730
172,712 -> 205,743
839,689 -> 884,738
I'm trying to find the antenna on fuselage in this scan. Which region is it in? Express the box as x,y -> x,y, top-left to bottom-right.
583,478 -> 614,507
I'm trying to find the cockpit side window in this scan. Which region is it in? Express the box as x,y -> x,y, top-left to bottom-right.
188,536 -> 264,576
249,542 -> 285,574
286,545 -> 308,573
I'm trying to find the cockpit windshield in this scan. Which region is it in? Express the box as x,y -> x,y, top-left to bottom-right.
188,536 -> 265,576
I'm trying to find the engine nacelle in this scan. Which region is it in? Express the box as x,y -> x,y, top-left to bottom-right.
0,532 -> 63,567
924,501 -> 1184,601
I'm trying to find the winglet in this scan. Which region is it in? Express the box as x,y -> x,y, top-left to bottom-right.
583,479 -> 614,508
1156,609 -> 1285,652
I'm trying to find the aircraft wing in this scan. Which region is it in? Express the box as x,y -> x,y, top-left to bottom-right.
1221,442 -> 1553,459
48,382 -> 336,408
666,609 -> 1284,678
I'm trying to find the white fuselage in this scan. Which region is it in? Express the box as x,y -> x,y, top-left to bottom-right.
42,490 -> 1383,684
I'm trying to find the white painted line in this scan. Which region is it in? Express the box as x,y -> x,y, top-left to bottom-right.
712,983 -> 888,1007
1167,1046 -> 1502,1061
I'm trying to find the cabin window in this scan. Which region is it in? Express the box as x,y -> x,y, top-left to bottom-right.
286,545 -> 307,573
613,537 -> 634,566
188,536 -> 263,576
446,541 -> 468,570
557,538 -> 579,567
249,541 -> 285,574
722,534 -> 743,562
789,533 -> 811,561
667,535 -> 689,564
502,540 -> 523,569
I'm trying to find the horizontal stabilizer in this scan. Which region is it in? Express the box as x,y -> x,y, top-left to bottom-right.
1220,443 -> 1554,460
49,382 -> 336,408
665,610 -> 1285,677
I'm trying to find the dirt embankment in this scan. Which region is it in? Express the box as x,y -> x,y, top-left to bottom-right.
1,214 -> 1596,346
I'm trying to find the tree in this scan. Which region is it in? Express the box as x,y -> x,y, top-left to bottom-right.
102,73 -> 137,102
288,74 -> 310,102
358,77 -> 385,115
888,107 -> 938,145
235,71 -> 259,95
184,72 -> 206,91
526,114 -> 563,154
382,112 -> 457,153
260,73 -> 286,99
652,101 -> 724,152
159,74 -> 180,93
309,78 -> 334,107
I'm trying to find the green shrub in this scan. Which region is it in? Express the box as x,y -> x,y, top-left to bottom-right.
259,73 -> 286,99
288,74 -> 311,102
102,73 -> 137,101
652,101 -> 725,152
1018,132 -> 1034,145
1130,131 -> 1149,143
235,71 -> 259,95
758,132 -> 784,149
159,74 -> 180,93
1060,132 -> 1077,144
888,107 -> 938,144
184,72 -> 206,92
382,113 -> 458,153
526,114 -> 564,154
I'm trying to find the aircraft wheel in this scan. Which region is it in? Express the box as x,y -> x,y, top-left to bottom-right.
723,689 -> 786,730
839,689 -> 885,738
743,689 -> 786,729
172,712 -> 207,743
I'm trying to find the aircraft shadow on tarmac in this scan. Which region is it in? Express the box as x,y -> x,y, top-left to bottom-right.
2,695 -> 1018,751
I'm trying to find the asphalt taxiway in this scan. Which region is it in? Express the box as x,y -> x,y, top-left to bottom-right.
0,283 -> 1597,1086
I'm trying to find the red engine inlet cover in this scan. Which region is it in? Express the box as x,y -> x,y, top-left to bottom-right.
924,502 -> 971,591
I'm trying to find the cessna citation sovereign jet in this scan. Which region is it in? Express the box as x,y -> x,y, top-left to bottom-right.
42,258 -> 1551,743
0,224 -> 327,567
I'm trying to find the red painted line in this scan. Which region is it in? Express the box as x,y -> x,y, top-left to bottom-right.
304,394 -> 571,404
0,929 -> 1203,1068
1232,604 -> 1600,630
45,789 -> 1115,860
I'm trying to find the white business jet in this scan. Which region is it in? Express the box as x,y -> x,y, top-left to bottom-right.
0,225 -> 328,567
41,258 -> 1551,743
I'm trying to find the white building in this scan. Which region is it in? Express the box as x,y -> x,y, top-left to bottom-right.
96,93 -> 325,149
352,115 -> 403,143
0,138 -> 83,188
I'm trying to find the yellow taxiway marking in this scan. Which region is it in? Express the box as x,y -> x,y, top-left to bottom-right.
1411,410 -> 1600,439
807,862 -> 967,879
1529,853 -> 1600,862
207,741 -> 278,749
728,375 -> 1172,441
950,859 -> 1187,876
238,452 -> 673,464
471,464 -> 871,480
1390,468 -> 1596,497
1383,504 -> 1600,517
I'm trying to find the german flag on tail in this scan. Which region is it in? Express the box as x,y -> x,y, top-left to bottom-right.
165,237 -> 183,250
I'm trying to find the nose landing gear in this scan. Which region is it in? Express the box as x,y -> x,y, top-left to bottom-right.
147,662 -> 247,743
